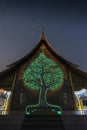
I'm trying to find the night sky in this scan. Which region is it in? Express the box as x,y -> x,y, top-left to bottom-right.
0,0 -> 87,72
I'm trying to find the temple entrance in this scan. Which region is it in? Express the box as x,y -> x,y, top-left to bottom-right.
0,89 -> 11,115
75,88 -> 87,114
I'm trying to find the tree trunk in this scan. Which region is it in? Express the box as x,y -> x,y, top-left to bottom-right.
40,86 -> 47,107
40,66 -> 47,107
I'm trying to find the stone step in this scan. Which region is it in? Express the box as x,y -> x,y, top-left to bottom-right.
21,115 -> 65,130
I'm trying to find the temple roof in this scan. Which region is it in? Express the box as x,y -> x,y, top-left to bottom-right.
0,32 -> 87,78
7,32 -> 79,68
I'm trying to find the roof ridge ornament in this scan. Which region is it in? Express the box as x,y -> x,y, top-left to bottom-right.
40,26 -> 46,40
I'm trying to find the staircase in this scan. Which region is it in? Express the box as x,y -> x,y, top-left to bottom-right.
21,111 -> 65,130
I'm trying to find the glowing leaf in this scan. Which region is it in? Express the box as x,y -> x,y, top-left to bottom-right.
23,52 -> 64,91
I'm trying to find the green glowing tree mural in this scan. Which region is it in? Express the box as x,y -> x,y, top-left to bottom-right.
23,52 -> 64,114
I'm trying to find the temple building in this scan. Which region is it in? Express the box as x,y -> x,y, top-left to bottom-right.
0,33 -> 87,114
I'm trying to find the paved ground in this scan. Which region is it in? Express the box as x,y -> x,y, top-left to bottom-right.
62,115 -> 87,130
0,111 -> 87,130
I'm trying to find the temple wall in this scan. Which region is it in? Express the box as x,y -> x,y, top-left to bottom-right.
1,43 -> 86,111
11,46 -> 76,111
0,73 -> 15,91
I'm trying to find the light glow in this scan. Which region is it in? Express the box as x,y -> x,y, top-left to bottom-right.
0,90 -> 11,115
23,53 -> 63,114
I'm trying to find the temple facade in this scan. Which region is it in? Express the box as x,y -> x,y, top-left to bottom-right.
0,33 -> 87,113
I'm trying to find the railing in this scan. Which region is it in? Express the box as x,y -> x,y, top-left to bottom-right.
0,110 -> 87,115
0,110 -> 25,115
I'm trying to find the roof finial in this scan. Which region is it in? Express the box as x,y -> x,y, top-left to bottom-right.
41,26 -> 45,40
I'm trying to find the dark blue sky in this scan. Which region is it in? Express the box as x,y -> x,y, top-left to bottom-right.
0,0 -> 87,72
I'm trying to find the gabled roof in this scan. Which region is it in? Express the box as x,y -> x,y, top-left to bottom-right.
0,32 -> 87,78
7,32 -> 79,68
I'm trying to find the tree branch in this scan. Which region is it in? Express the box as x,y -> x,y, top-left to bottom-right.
44,70 -> 58,75
46,80 -> 59,88
29,66 -> 41,74
28,79 -> 42,87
